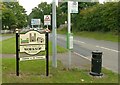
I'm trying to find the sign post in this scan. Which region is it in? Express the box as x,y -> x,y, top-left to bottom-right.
52,0 -> 57,68
46,32 -> 49,76
68,1 -> 72,68
67,1 -> 78,68
16,28 -> 19,76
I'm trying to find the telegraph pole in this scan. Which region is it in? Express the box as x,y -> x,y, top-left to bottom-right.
52,0 -> 57,68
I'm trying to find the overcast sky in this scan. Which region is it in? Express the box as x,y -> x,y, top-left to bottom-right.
19,0 -> 53,15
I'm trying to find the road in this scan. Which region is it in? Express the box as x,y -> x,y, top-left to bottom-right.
51,34 -> 119,73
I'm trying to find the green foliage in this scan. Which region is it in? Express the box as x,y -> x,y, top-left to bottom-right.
2,2 -> 27,30
57,29 -> 118,42
57,2 -> 97,28
28,2 -> 52,28
0,37 -> 67,54
28,2 -> 97,28
73,2 -> 119,34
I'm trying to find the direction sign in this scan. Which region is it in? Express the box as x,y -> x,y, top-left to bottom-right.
44,15 -> 51,26
31,19 -> 41,25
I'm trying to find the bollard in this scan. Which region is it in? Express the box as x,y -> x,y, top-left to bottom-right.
90,50 -> 103,76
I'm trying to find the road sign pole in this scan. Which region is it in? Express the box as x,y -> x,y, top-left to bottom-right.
52,0 -> 57,68
16,28 -> 19,76
68,1 -> 71,68
46,32 -> 49,76
47,25 -> 48,29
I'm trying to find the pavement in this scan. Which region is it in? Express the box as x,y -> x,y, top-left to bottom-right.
1,52 -> 91,71
56,34 -> 118,73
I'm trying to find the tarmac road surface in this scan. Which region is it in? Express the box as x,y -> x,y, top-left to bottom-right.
50,34 -> 119,73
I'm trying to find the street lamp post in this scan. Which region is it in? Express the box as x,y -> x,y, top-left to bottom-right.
52,0 -> 57,68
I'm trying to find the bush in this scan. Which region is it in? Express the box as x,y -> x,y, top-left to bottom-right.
73,2 -> 119,34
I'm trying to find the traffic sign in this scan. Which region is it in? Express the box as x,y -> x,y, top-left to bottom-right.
68,1 -> 78,13
44,15 -> 51,26
31,19 -> 41,25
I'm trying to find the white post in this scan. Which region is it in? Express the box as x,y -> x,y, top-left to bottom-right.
68,1 -> 71,68
68,2 -> 71,34
52,0 -> 57,68
47,25 -> 48,29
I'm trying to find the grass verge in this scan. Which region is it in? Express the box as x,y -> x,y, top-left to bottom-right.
58,29 -> 119,42
2,58 -> 118,83
0,37 -> 67,54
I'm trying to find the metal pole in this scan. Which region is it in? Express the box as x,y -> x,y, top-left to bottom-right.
47,25 -> 48,29
46,33 -> 49,76
68,1 -> 71,68
16,28 -> 19,76
52,0 -> 57,68
68,2 -> 71,34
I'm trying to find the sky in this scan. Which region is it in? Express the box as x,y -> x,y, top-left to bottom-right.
19,0 -> 53,15
19,0 -> 103,15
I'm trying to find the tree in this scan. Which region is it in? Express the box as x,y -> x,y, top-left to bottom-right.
2,2 -> 27,30
28,2 -> 52,28
72,2 -> 119,34
56,2 -> 97,28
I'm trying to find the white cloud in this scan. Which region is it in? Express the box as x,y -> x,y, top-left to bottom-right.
19,0 -> 53,15
99,0 -> 104,3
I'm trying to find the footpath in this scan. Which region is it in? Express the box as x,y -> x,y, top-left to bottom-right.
1,52 -> 91,70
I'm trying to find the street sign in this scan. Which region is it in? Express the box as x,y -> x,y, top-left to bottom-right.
44,15 -> 51,26
31,19 -> 41,25
20,31 -> 45,55
68,1 -> 78,13
16,29 -> 49,76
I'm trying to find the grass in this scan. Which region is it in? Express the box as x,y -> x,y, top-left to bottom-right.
2,58 -> 118,83
0,33 -> 119,83
0,37 -> 67,54
58,29 -> 119,42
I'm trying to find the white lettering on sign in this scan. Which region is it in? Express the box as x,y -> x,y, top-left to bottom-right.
44,15 -> 51,25
20,56 -> 45,61
20,31 -> 46,55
